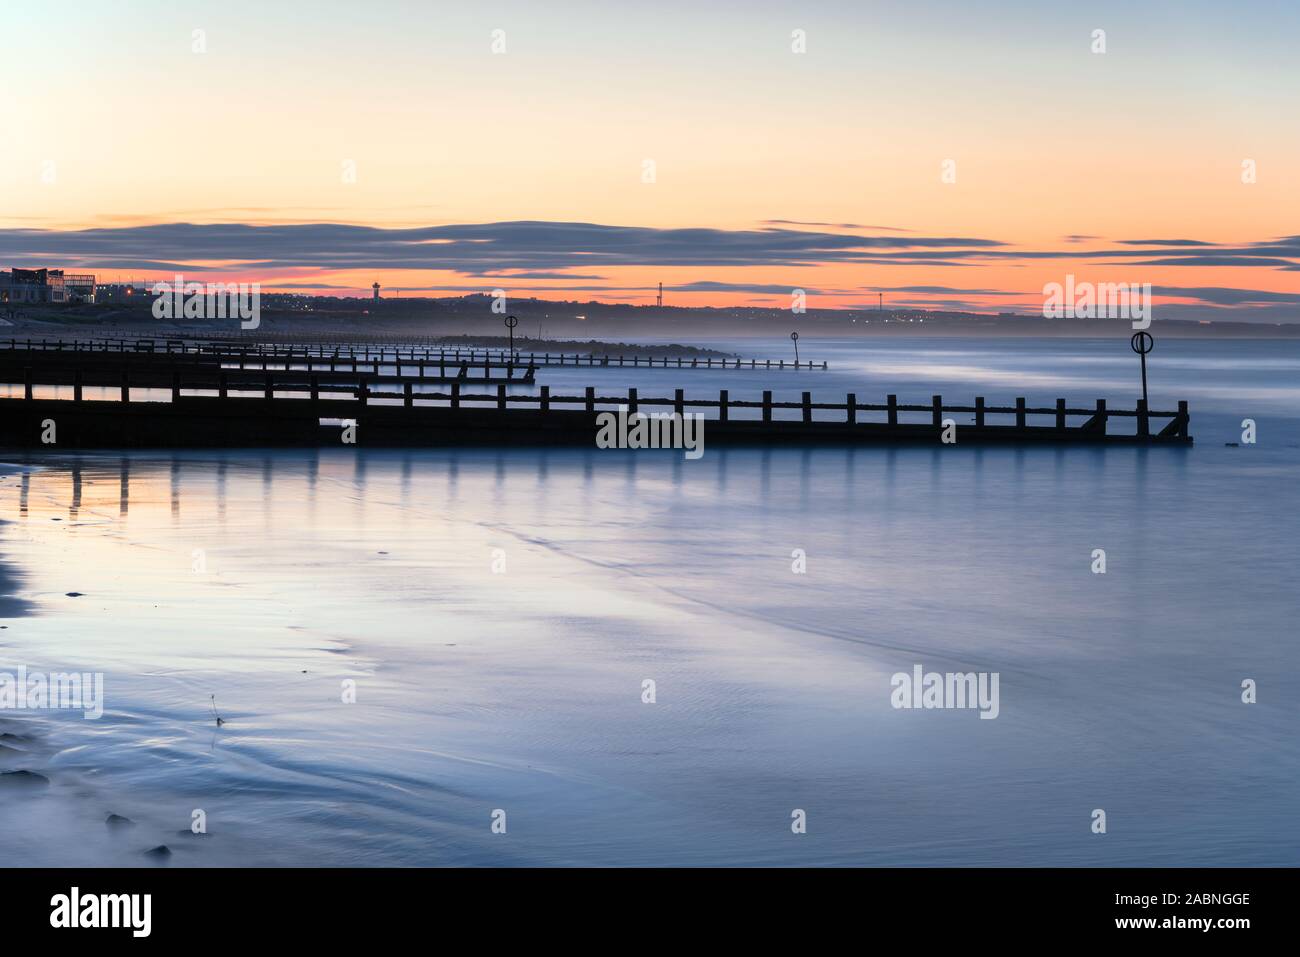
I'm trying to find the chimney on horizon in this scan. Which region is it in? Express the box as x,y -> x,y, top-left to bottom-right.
372,282 -> 381,301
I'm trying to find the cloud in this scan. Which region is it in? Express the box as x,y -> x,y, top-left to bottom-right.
3,224 -> 1297,295
1116,238 -> 1216,246
1126,256 -> 1299,267
479,272 -> 609,281
762,220 -> 912,232
669,280 -> 826,295
1152,285 -> 1300,305
265,282 -> 359,290
867,285 -> 1021,296
0,221 -> 1004,275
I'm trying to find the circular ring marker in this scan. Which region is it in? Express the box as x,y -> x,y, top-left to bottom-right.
790,331 -> 799,341
1130,331 -> 1153,355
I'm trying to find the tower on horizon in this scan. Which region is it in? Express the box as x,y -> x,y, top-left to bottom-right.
657,282 -> 663,308
372,282 -> 381,301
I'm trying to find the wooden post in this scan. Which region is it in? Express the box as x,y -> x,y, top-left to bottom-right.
404,382 -> 413,408
1094,398 -> 1107,434
1177,400 -> 1189,438
846,392 -> 856,424
219,371 -> 228,399
585,386 -> 595,412
1055,398 -> 1066,429
172,368 -> 181,403
451,381 -> 460,409
762,390 -> 772,423
932,395 -> 943,428
802,391 -> 812,423
1137,398 -> 1149,436
540,385 -> 550,411
1015,397 -> 1026,429
309,375 -> 318,403
887,394 -> 897,426
121,369 -> 129,403
719,389 -> 729,421
674,389 -> 684,417
74,369 -> 83,403
497,384 -> 507,410
629,387 -> 638,414
265,373 -> 274,402
24,367 -> 32,401
975,396 -> 985,427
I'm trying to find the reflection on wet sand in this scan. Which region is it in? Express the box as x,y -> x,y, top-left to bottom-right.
0,433 -> 1291,868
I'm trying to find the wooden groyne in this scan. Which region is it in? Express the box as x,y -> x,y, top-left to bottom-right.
0,351 -> 537,387
0,364 -> 1192,448
2,337 -> 828,371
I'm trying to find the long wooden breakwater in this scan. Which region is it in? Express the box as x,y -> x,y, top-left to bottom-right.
1,337 -> 828,371
0,363 -> 1191,448
0,350 -> 537,386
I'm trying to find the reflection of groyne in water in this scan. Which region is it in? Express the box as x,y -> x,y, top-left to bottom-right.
0,473 -> 33,618
0,349 -> 536,387
0,363 -> 1192,448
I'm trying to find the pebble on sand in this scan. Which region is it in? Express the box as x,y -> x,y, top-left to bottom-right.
0,770 -> 50,789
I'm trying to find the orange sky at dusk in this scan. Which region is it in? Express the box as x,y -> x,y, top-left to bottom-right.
3,1 -> 1296,319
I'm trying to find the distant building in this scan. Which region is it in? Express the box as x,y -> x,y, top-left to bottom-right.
64,273 -> 96,303
94,282 -> 149,303
372,282 -> 381,301
0,267 -> 95,304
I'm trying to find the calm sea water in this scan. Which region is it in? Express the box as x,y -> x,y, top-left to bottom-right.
1,336 -> 1297,866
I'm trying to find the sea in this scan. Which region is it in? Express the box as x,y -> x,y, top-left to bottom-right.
1,335 -> 1296,866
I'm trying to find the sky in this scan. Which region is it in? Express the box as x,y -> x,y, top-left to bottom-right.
2,0 -> 1298,319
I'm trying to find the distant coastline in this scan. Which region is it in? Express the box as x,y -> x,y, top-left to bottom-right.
4,296 -> 1299,341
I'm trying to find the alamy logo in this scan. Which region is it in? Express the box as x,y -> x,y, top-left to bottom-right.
0,666 -> 103,719
50,887 -> 151,937
890,664 -> 1000,719
595,405 -> 704,460
151,273 -> 260,329
1042,274 -> 1151,330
